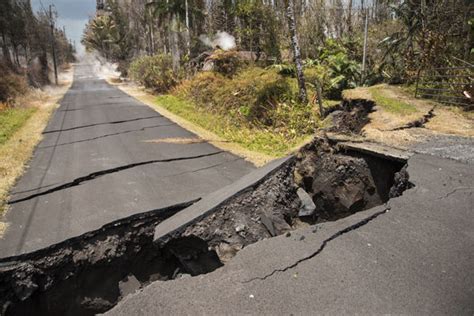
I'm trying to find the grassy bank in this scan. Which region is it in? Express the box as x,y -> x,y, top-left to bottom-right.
155,94 -> 312,156
0,104 -> 58,235
156,67 -> 327,157
369,85 -> 417,115
0,71 -> 73,232
0,108 -> 37,145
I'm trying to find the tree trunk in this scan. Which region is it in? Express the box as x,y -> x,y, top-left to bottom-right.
1,32 -> 12,67
170,12 -> 181,73
347,0 -> 353,34
463,9 -> 471,61
286,0 -> 307,103
184,0 -> 191,56
13,45 -> 20,67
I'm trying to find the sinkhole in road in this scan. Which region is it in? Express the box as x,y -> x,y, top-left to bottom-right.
0,136 -> 412,316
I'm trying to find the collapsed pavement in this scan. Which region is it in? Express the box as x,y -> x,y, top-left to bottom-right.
108,151 -> 473,315
0,135 -> 413,316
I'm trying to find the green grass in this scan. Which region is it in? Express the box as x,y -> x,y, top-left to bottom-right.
369,87 -> 417,115
0,108 -> 37,145
155,95 -> 311,156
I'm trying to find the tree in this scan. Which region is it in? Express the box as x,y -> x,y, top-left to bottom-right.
286,0 -> 307,103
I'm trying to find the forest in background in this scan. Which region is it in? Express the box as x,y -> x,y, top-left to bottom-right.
83,0 -> 473,83
81,0 -> 473,155
0,0 -> 75,105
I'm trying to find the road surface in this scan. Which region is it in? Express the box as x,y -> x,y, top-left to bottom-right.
0,61 -> 255,257
108,153 -> 474,315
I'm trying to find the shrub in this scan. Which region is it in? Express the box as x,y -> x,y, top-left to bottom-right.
0,63 -> 28,106
304,66 -> 330,98
307,39 -> 362,99
173,66 -> 319,140
324,52 -> 360,99
206,50 -> 242,77
128,54 -> 181,93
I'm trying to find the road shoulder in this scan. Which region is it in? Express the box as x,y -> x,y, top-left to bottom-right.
0,68 -> 74,236
108,80 -> 275,167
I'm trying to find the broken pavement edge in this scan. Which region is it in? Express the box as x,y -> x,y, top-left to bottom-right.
153,156 -> 293,245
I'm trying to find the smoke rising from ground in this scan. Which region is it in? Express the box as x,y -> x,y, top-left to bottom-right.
77,52 -> 120,79
199,31 -> 236,50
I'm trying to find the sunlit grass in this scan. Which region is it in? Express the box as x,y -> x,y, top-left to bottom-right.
155,95 -> 312,157
369,86 -> 417,115
0,108 -> 37,145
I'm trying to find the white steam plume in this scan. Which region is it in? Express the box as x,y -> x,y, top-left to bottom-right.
199,31 -> 236,51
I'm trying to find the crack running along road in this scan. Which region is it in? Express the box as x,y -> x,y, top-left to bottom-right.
0,58 -> 255,257
242,206 -> 389,283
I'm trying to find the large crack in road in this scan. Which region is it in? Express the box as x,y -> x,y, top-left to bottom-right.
0,135 -> 413,315
8,151 -> 224,205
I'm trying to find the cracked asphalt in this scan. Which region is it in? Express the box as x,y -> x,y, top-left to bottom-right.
0,61 -> 255,257
108,153 -> 474,315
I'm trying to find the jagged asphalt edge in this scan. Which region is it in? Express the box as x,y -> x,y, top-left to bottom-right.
153,156 -> 294,246
0,199 -> 199,265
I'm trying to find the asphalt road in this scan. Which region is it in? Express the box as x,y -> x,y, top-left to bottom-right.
109,153 -> 474,315
0,61 -> 255,257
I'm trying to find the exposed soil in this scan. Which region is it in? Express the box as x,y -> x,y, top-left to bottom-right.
0,200 -> 211,316
185,136 -> 410,259
325,99 -> 375,134
294,136 -> 407,221
0,136 -> 412,316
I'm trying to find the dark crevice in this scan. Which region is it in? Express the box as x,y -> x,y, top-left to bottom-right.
8,151 -> 224,205
37,123 -> 176,150
179,136 -> 413,267
0,200 -> 201,316
324,99 -> 375,134
388,107 -> 436,131
0,136 -> 413,316
242,207 -> 389,283
42,115 -> 164,134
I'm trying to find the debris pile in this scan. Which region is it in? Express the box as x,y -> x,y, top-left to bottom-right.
294,136 -> 405,220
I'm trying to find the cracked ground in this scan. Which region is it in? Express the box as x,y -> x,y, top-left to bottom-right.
0,60 -> 255,257
107,153 -> 474,315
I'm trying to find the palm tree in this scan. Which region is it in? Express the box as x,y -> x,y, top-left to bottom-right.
147,0 -> 203,72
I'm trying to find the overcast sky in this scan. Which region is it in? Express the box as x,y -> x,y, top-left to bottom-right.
31,0 -> 96,54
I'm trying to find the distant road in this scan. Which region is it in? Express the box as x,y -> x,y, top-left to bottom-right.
0,59 -> 255,257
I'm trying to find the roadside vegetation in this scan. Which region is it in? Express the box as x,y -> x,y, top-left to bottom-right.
0,1 -> 75,220
0,108 -> 37,145
82,0 -> 472,157
369,85 -> 417,115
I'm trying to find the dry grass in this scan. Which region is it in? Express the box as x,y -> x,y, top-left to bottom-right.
143,137 -> 206,144
0,68 -> 73,234
110,80 -> 276,167
344,84 -> 474,147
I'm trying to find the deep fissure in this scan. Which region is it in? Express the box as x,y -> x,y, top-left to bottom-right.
0,136 -> 413,316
